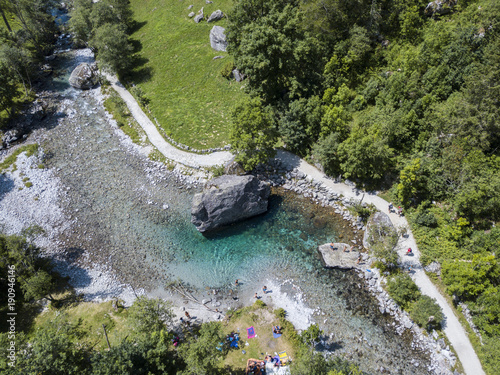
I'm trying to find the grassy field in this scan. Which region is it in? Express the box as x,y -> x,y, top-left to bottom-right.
33,299 -> 130,351
127,0 -> 247,150
223,302 -> 297,371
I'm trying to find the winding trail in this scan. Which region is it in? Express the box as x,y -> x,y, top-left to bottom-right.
105,74 -> 234,168
109,78 -> 485,375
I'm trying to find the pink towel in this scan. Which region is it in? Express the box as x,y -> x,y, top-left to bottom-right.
247,326 -> 256,338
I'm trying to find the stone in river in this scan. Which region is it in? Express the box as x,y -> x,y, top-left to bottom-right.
191,175 -> 270,232
68,62 -> 98,89
317,243 -> 360,270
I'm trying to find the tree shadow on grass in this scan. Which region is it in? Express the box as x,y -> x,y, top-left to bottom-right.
129,20 -> 147,34
122,38 -> 153,84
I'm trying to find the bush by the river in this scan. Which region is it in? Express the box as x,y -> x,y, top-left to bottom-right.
410,296 -> 444,331
387,273 -> 421,310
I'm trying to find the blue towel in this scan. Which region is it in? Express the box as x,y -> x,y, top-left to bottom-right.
273,332 -> 282,338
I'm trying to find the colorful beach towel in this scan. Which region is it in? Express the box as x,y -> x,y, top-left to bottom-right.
247,326 -> 256,339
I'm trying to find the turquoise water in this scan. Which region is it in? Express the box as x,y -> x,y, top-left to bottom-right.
134,192 -> 342,288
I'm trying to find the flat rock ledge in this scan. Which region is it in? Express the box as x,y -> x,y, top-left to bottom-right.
318,243 -> 360,269
191,175 -> 270,233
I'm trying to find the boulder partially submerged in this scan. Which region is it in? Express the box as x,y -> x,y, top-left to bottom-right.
191,175 -> 270,232
318,243 -> 360,270
69,62 -> 98,89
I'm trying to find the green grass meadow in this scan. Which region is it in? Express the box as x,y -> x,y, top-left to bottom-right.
127,0 -> 247,149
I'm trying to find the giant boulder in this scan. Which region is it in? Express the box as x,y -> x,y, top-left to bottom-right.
210,26 -> 227,52
69,63 -> 98,89
191,175 -> 270,232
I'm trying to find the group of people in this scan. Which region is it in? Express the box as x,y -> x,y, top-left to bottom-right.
247,359 -> 266,374
179,311 -> 192,326
388,203 -> 404,216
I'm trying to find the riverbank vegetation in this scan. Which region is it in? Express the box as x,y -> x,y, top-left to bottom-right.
0,0 -> 57,127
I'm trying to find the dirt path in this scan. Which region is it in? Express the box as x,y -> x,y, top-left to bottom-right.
106,74 -> 234,168
109,81 -> 485,375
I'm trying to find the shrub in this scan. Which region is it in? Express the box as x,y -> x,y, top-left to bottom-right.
274,308 -> 286,319
220,61 -> 235,79
131,85 -> 150,107
386,274 -> 421,310
410,295 -> 443,330
414,210 -> 438,227
211,164 -> 225,178
254,299 -> 266,308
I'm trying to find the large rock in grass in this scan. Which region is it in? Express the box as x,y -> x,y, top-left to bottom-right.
191,175 -> 270,232
207,10 -> 224,23
69,62 -> 98,89
210,26 -> 227,52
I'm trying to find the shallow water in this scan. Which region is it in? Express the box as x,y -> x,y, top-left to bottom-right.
36,40 -> 433,373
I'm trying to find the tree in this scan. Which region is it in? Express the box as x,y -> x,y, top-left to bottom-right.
15,315 -> 90,374
69,0 -> 93,45
337,124 -> 394,181
91,22 -> 133,76
410,295 -> 444,330
127,296 -> 174,334
0,43 -> 34,96
0,60 -> 17,115
177,321 -> 225,375
311,132 -> 342,177
227,0 -> 323,103
4,0 -> 57,56
0,2 -> 12,32
441,255 -> 500,300
20,269 -> 56,302
397,158 -> 428,206
387,274 -> 421,309
300,324 -> 322,353
279,96 -> 322,154
229,97 -> 278,171
91,331 -> 179,375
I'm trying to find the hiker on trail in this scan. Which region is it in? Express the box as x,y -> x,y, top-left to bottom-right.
388,203 -> 393,213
